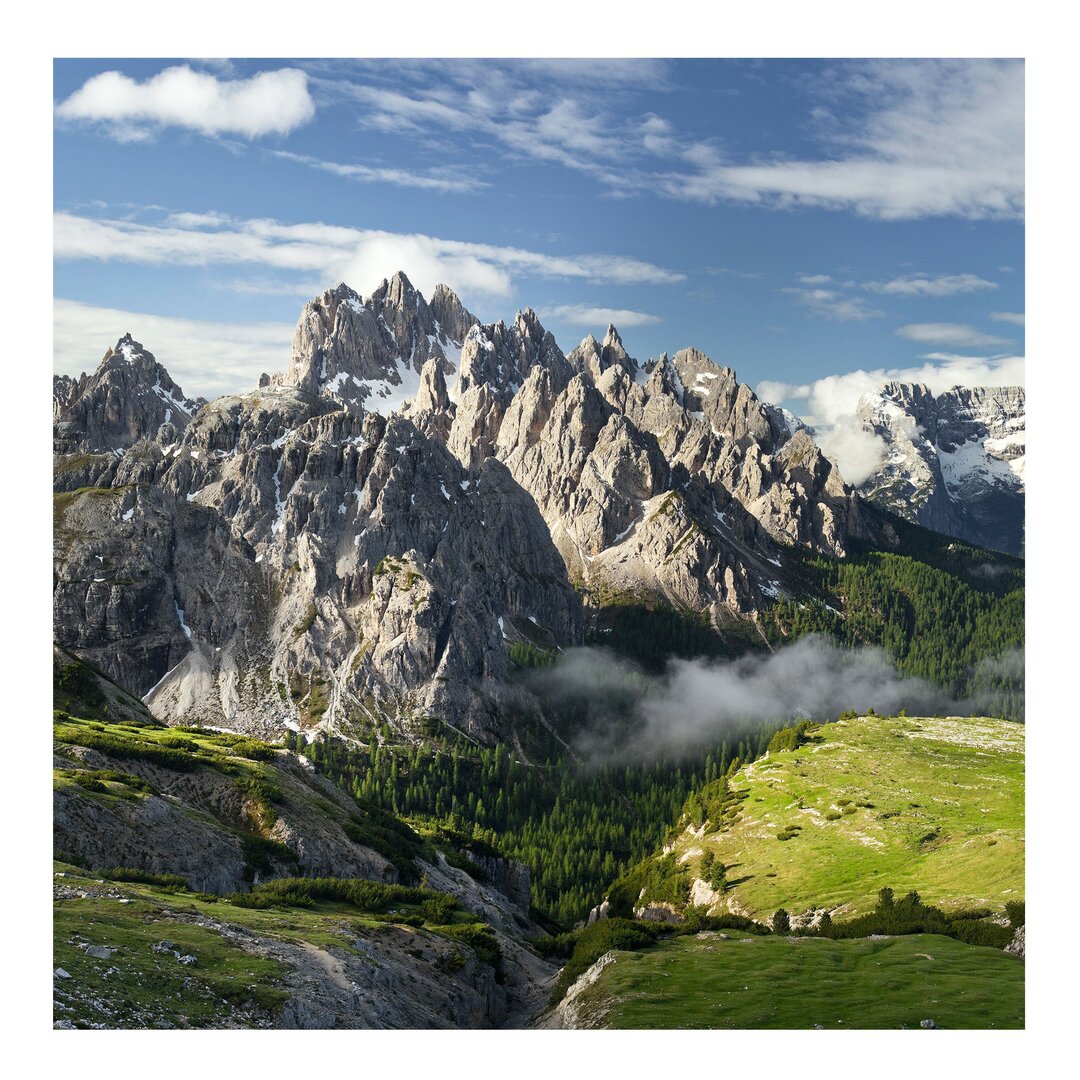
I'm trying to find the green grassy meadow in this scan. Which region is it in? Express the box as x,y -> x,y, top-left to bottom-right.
677,714 -> 1023,919
570,932 -> 1024,1029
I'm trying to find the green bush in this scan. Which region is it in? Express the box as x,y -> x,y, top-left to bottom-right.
946,917 -> 1014,949
822,887 -> 1014,948
235,774 -> 284,829
420,895 -> 459,924
605,853 -> 690,918
72,774 -> 107,793
429,922 -> 501,967
196,730 -> 280,761
435,951 -> 465,974
239,834 -> 298,880
231,877 -> 459,916
767,720 -> 819,755
675,909 -> 768,936
549,918 -> 660,1001
102,867 -> 190,891
54,724 -> 201,772
158,735 -> 200,753
57,660 -> 106,709
341,811 -> 424,882
1005,900 -> 1025,928
508,641 -> 555,669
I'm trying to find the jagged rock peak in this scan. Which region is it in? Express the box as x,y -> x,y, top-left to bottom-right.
456,311 -> 571,399
53,335 -> 202,455
406,358 -> 456,443
858,381 -> 1025,555
431,282 -> 476,343
415,358 -> 452,414
278,274 -> 478,415
568,324 -> 638,383
370,269 -> 419,309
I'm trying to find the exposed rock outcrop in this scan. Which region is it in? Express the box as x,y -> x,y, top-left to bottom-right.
1005,924 -> 1025,960
54,335 -> 202,457
275,273 -> 477,414
857,383 -> 1025,555
54,273 -> 876,741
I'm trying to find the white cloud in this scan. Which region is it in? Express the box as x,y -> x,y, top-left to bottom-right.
164,210 -> 233,229
990,311 -> 1026,326
863,272 -> 998,296
541,304 -> 662,328
657,60 -> 1023,220
217,276 -> 330,297
54,299 -> 294,399
757,379 -> 810,404
270,150 -> 488,194
757,351 -> 1025,485
56,64 -> 315,140
316,64 -> 674,189
783,285 -> 883,322
338,232 -> 514,298
302,60 -> 1022,223
896,322 -> 1013,348
54,209 -> 685,303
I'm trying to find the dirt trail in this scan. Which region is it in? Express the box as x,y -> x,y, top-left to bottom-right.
298,942 -> 354,993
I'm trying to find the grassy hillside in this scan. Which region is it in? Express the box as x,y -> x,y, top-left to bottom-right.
53,861 -> 519,1029
651,714 -> 1023,920
562,932 -> 1023,1029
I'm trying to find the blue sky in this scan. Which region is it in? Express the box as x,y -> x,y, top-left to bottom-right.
53,57 -> 1024,459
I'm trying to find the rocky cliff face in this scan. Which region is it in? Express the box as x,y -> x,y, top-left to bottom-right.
456,324 -> 863,618
52,661 -> 553,1029
54,272 -> 872,741
273,272 -> 477,414
858,383 -> 1025,555
54,335 -> 203,460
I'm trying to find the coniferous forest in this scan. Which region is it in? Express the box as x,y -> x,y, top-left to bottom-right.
287,727 -> 778,927
286,523 -> 1023,928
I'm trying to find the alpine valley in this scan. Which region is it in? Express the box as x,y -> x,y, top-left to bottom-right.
53,273 -> 1025,1030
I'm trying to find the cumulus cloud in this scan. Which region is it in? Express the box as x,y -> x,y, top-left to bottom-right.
756,351 -> 1025,485
541,304 -> 662,328
526,638 -> 1011,761
757,379 -> 810,404
896,322 -> 1013,348
990,311 -> 1026,326
56,64 -> 315,140
863,272 -> 997,296
53,208 -> 685,303
54,298 -> 293,399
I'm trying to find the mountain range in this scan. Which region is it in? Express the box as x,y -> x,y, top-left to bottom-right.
53,272 -> 1024,741
857,382 -> 1025,556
